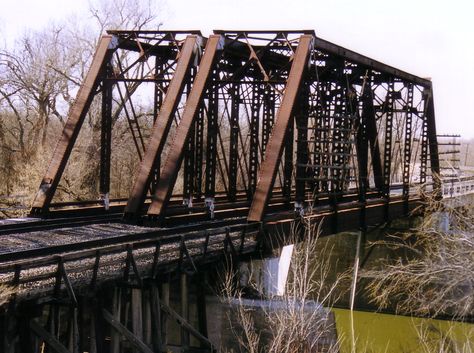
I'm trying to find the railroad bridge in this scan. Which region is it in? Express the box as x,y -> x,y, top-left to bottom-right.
0,30 -> 445,352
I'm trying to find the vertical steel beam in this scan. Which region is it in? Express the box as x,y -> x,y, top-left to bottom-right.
420,103 -> 429,185
194,107 -> 205,200
248,83 -> 261,198
248,35 -> 313,222
295,82 -> 310,206
99,62 -> 113,202
124,35 -> 200,219
262,85 -> 275,156
382,81 -> 395,198
403,83 -> 414,212
351,85 -> 368,231
363,82 -> 384,191
183,68 -> 197,205
183,122 -> 195,204
228,83 -> 240,201
316,82 -> 331,193
425,85 -> 441,197
147,35 -> 223,217
30,35 -> 116,215
331,83 -> 346,195
357,86 -> 369,203
204,74 -> 218,201
150,57 -> 165,194
283,120 -> 294,201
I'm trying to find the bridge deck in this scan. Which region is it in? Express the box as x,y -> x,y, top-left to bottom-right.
0,191 -> 423,301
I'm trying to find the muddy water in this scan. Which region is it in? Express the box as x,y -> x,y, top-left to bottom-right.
315,217 -> 474,352
333,308 -> 473,353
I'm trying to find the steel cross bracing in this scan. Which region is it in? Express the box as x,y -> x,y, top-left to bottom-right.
29,29 -> 441,225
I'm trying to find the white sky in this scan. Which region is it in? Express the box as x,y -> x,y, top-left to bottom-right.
1,0 -> 473,137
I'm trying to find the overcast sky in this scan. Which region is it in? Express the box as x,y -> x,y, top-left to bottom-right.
1,0 -> 473,137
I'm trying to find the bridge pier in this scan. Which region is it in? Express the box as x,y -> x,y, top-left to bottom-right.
262,245 -> 294,297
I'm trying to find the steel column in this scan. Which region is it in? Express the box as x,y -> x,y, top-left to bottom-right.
204,75 -> 218,202
283,119 -> 294,201
248,83 -> 261,198
382,81 -> 395,198
403,83 -> 414,211
363,81 -> 384,191
295,81 -> 310,206
228,83 -> 240,201
194,107 -> 205,200
262,85 -> 275,156
357,86 -> 369,202
425,86 -> 441,197
99,62 -> 113,203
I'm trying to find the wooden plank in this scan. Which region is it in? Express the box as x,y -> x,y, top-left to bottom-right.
247,35 -> 313,222
161,281 -> 170,350
150,283 -> 163,352
180,273 -> 190,349
110,288 -> 122,353
160,302 -> 214,350
30,319 -> 71,353
67,308 -> 79,353
143,290 -> 152,346
89,309 -> 97,353
132,288 -> 143,341
196,274 -> 208,340
147,35 -> 223,217
31,35 -> 116,215
102,309 -> 153,353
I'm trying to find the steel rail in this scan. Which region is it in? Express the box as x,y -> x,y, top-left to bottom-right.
0,193 -> 422,264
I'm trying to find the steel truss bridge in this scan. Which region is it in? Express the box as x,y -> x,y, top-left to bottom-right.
0,30 -> 443,353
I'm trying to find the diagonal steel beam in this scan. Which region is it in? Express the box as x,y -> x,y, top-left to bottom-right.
124,35 -> 201,219
362,82 -> 383,190
147,35 -> 223,217
247,35 -> 313,222
30,35 -> 117,216
425,85 -> 441,197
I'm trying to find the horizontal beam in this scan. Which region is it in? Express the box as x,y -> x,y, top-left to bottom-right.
214,29 -> 316,35
313,37 -> 431,87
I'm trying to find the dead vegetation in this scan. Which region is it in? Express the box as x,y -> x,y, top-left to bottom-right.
364,194 -> 474,321
219,219 -> 349,353
0,0 -> 164,217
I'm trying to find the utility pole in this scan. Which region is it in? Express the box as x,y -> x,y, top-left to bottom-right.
465,143 -> 470,166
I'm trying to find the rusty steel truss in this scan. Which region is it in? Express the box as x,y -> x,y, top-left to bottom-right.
30,30 -> 441,225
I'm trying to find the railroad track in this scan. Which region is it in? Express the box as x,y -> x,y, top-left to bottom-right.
0,186 -> 423,268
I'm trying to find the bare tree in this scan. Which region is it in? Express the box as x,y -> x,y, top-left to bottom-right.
364,194 -> 474,320
89,0 -> 162,33
220,219 -> 348,353
0,0 -> 163,206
